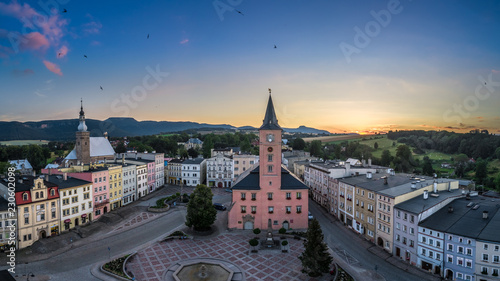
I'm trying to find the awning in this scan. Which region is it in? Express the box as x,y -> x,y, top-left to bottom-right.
81,214 -> 87,218
64,219 -> 71,223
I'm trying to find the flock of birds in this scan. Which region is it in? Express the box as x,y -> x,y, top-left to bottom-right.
58,8 -> 277,93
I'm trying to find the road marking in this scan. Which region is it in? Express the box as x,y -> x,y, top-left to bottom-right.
332,246 -> 359,265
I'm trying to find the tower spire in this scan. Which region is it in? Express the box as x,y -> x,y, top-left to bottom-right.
260,91 -> 281,130
77,99 -> 87,132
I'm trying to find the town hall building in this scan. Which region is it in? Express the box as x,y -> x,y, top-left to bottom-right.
228,94 -> 309,230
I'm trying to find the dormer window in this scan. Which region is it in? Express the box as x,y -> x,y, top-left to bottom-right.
50,189 -> 55,196
35,192 -> 39,199
23,193 -> 28,201
37,183 -> 41,189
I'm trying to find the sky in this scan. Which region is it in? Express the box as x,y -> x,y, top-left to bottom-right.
1,0 -> 500,134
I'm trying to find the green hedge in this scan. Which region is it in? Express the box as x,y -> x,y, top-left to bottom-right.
103,254 -> 130,279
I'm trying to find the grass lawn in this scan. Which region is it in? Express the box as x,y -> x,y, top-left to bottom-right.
0,140 -> 50,146
358,135 -> 398,158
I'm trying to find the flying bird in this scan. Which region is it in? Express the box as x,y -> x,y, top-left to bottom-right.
84,55 -> 88,58
147,34 -> 149,39
274,45 -> 277,49
100,86 -> 103,90
236,10 -> 244,15
62,9 -> 67,13
58,53 -> 62,57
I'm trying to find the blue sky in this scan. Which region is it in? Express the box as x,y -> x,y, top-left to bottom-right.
1,0 -> 499,134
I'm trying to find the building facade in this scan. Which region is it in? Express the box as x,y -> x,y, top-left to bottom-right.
181,158 -> 206,187
136,163 -> 148,198
167,159 -> 183,185
108,165 -> 123,211
206,154 -> 233,188
233,154 -> 258,180
228,95 -> 309,230
121,163 -> 137,205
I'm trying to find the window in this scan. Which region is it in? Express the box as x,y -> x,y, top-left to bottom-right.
267,165 -> 273,173
251,206 -> 256,213
241,193 -> 246,200
481,267 -> 487,275
241,206 -> 246,213
447,254 -> 453,263
466,248 -> 472,256
495,245 -> 499,251
409,228 -> 415,235
267,193 -> 273,200
297,192 -> 302,199
296,206 -> 302,213
457,257 -> 464,266
251,193 -> 256,200
493,255 -> 499,263
458,246 -> 464,254
268,206 -> 274,213
484,244 -> 489,250
286,206 -> 291,213
465,259 -> 472,268
268,154 -> 273,162
396,223 -> 400,230
483,254 -> 489,261
286,192 -> 291,199
23,193 -> 28,201
409,240 -> 414,247
448,244 -> 453,251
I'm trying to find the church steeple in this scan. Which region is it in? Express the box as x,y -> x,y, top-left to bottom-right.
260,90 -> 282,130
77,99 -> 87,132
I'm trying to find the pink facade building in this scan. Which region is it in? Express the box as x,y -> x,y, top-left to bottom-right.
228,95 -> 309,230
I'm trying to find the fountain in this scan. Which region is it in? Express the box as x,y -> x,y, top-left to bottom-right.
172,261 -> 234,281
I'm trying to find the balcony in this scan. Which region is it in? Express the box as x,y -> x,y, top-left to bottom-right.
95,199 -> 109,208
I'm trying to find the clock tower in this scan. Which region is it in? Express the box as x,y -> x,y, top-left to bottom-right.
259,94 -> 282,191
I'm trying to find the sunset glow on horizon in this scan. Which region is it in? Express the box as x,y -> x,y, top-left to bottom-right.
1,1 -> 499,134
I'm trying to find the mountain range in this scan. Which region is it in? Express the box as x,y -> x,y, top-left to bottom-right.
0,117 -> 330,141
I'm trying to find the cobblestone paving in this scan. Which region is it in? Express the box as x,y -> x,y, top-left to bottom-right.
127,233 -> 327,281
111,212 -> 159,233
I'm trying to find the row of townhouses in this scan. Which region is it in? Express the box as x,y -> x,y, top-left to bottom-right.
300,158 -> 499,281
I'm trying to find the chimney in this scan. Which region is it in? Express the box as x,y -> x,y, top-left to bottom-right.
63,173 -> 67,180
411,182 -> 416,189
135,152 -> 138,160
423,190 -> 429,200
483,211 -> 489,219
448,206 -> 454,213
122,154 -> 125,166
104,131 -> 108,139
382,176 -> 388,185
433,181 -> 437,193
366,172 -> 372,179
368,158 -> 372,167
345,162 -> 351,176
362,159 -> 366,166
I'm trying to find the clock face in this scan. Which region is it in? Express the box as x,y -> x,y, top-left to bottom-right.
267,147 -> 273,152
267,134 -> 274,142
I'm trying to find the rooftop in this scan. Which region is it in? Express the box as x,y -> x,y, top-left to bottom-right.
232,166 -> 308,191
395,188 -> 464,215
183,158 -> 205,165
46,176 -> 92,190
419,196 -> 500,242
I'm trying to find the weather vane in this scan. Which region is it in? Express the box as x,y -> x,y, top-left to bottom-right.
268,88 -> 271,94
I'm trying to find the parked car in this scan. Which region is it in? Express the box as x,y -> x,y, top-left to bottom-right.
224,188 -> 232,193
213,203 -> 227,211
308,212 -> 313,221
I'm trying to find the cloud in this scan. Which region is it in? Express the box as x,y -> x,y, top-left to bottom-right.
492,69 -> 500,74
82,14 -> 102,35
19,32 -> 50,51
180,39 -> 189,44
57,45 -> 68,58
90,40 -> 101,46
0,45 -> 14,58
43,60 -> 62,76
11,68 -> 34,77
34,90 -> 46,98
0,2 -> 39,26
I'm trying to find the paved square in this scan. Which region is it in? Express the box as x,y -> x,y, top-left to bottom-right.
127,233 -> 329,280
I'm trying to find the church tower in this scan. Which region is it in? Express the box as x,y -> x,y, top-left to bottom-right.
75,99 -> 91,165
259,93 -> 282,190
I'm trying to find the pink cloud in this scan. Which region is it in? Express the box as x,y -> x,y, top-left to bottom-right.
20,32 -> 50,51
82,14 -> 102,35
0,45 -> 13,58
0,2 -> 39,28
11,68 -> 34,76
43,60 -> 62,76
180,39 -> 189,44
492,69 -> 500,74
57,45 -> 68,58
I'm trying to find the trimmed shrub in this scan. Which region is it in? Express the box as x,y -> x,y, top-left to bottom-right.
281,240 -> 288,246
249,239 -> 259,247
279,227 -> 287,234
253,228 -> 261,235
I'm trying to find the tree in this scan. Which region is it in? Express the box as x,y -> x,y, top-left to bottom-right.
422,156 -> 434,176
240,138 -> 251,153
496,147 -> 500,160
495,173 -> 500,191
187,148 -> 199,158
475,159 -> 488,185
115,142 -> 127,153
374,142 -> 379,150
298,219 -> 333,277
309,140 -> 323,158
292,138 -> 306,150
381,150 -> 392,166
185,184 -> 217,231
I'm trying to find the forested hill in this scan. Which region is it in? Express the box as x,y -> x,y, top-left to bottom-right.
387,130 -> 500,159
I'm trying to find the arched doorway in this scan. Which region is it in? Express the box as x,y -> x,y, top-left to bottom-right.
39,230 -> 47,239
217,182 -> 223,188
244,221 -> 254,230
282,221 -> 289,229
377,237 -> 384,247
104,206 -> 108,214
445,269 -> 453,279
